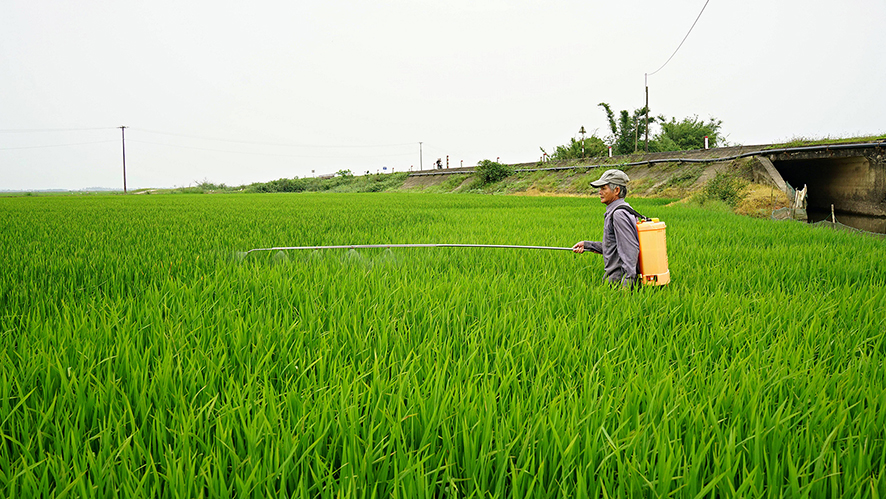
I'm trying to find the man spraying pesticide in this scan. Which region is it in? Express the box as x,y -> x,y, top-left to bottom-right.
572,169 -> 670,288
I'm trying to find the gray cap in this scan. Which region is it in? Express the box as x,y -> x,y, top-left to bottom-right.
590,169 -> 630,188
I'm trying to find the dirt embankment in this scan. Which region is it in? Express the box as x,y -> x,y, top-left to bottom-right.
401,152 -> 792,217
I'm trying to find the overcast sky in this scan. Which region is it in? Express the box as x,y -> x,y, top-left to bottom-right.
2,0 -> 884,190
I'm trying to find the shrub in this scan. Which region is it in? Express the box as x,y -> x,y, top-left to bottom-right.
655,116 -> 723,151
702,172 -> 747,207
196,179 -> 229,191
541,136 -> 608,161
475,160 -> 514,184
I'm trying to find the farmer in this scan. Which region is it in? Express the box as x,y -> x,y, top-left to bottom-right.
572,169 -> 640,288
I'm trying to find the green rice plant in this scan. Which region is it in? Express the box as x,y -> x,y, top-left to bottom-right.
0,193 -> 884,497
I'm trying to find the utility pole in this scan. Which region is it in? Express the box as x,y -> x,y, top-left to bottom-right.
644,74 -> 649,153
419,141 -> 423,171
119,125 -> 128,192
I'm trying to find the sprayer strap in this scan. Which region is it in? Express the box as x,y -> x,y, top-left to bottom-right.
611,204 -> 651,222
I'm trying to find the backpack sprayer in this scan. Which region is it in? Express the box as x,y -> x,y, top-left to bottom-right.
612,205 -> 671,286
635,218 -> 670,285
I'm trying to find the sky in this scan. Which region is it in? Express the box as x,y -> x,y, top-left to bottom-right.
1,0 -> 884,191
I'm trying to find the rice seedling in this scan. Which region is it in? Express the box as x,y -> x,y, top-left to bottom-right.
0,193 -> 884,497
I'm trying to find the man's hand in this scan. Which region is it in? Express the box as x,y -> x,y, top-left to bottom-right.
572,242 -> 585,254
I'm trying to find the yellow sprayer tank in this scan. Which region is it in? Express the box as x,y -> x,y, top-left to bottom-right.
636,218 -> 670,285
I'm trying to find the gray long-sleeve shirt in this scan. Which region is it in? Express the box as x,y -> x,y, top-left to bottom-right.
582,198 -> 641,285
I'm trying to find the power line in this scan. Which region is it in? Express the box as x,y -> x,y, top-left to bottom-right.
128,139 -> 416,159
647,0 -> 711,76
421,143 -> 451,153
644,0 -> 711,152
0,140 -> 117,151
0,127 -> 117,133
130,128 -> 416,149
0,125 -> 420,150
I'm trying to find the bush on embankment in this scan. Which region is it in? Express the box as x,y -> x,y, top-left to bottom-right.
166,172 -> 409,194
246,172 -> 408,193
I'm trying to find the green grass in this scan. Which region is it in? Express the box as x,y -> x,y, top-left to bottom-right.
1,193 -> 885,497
763,134 -> 886,149
421,174 -> 471,193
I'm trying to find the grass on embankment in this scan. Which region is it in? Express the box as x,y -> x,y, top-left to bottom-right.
763,133 -> 886,149
401,157 -> 792,219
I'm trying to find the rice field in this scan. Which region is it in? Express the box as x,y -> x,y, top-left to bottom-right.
1,192 -> 885,498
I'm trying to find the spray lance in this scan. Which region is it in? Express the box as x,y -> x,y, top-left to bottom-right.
242,243 -> 574,257
241,238 -> 669,286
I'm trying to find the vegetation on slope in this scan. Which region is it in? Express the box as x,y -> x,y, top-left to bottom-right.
763,133 -> 886,149
151,172 -> 410,195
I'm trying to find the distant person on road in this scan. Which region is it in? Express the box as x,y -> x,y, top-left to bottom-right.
572,169 -> 640,288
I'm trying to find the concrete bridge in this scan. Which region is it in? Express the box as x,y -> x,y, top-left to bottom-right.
764,144 -> 886,218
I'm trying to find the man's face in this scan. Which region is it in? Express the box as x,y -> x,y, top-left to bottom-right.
599,184 -> 620,205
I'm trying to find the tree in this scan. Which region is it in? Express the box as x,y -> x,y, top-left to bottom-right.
475,159 -> 514,184
542,136 -> 607,161
655,116 -> 723,151
598,103 -> 658,155
598,103 -> 725,154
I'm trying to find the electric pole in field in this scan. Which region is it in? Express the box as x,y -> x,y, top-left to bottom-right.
645,0 -> 710,154
419,141 -> 423,171
119,125 -> 128,193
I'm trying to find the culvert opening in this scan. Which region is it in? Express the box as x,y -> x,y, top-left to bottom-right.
772,155 -> 886,233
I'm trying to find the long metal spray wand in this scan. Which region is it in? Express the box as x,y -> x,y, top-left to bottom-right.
244,243 -> 573,256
